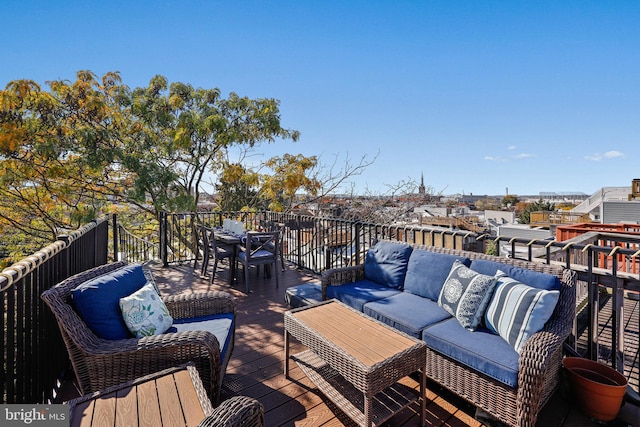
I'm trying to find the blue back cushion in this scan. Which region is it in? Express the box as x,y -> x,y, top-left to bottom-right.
469,259 -> 560,291
72,263 -> 148,340
404,250 -> 471,300
364,241 -> 413,289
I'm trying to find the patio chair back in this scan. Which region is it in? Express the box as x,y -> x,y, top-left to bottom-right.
237,231 -> 279,293
199,225 -> 234,283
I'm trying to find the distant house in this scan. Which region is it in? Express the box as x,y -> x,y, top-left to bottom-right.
571,180 -> 640,223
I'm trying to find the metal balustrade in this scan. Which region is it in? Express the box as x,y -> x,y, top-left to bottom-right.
0,219 -> 108,404
2,212 -> 638,404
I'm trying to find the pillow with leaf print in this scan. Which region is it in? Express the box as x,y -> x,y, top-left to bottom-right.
119,282 -> 173,338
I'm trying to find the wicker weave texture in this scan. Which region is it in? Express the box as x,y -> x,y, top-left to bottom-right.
40,261 -> 237,405
320,242 -> 577,427
197,395 -> 264,427
285,300 -> 426,426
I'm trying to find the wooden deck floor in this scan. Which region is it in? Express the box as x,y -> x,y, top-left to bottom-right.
58,259 -> 639,426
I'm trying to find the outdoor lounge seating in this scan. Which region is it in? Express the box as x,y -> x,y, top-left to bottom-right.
41,261 -> 236,404
285,240 -> 577,427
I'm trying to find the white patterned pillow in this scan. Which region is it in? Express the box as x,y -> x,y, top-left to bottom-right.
485,271 -> 560,353
119,282 -> 173,338
438,260 -> 497,330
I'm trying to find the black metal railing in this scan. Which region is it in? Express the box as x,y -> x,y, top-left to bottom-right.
153,211 -> 479,272
113,211 -> 640,385
0,219 -> 109,404
481,233 -> 639,379
4,209 -> 637,404
116,225 -> 160,264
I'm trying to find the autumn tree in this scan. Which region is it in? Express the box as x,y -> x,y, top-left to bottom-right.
0,72 -> 128,252
126,77 -> 300,215
214,151 -> 376,215
475,197 -> 501,211
517,199 -> 555,224
501,194 -> 520,209
0,71 -> 303,259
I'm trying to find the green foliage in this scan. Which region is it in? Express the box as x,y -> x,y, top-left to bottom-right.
0,70 -> 303,259
517,199 -> 555,224
501,194 -> 520,208
485,240 -> 498,256
475,197 -> 501,211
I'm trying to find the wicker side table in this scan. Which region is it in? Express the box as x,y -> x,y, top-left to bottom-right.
284,299 -> 426,427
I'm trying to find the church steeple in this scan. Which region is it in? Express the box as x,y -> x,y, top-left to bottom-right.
418,173 -> 426,194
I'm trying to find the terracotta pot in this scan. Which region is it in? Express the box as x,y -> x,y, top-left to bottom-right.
563,357 -> 627,422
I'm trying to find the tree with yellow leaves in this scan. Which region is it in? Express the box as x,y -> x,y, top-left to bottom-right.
0,70 -> 302,260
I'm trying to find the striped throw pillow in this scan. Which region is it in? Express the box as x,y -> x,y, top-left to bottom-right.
484,270 -> 560,353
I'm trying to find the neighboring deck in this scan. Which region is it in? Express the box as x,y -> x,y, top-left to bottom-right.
60,260 -> 639,426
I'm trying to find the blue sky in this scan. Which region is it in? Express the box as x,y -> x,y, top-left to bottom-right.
2,1 -> 639,197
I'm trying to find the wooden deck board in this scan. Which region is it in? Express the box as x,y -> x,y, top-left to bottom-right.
59,260 -> 638,426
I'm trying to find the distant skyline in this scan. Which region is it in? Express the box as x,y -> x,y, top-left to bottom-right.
2,1 -> 638,196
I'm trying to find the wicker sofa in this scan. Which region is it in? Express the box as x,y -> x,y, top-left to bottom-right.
286,240 -> 576,427
41,261 -> 236,405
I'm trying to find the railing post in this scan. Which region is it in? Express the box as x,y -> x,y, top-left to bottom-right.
296,214 -> 302,268
57,234 -> 71,280
160,211 -> 169,267
611,257 -> 625,374
587,249 -> 599,360
112,213 -> 119,262
325,246 -> 332,271
354,222 -> 361,266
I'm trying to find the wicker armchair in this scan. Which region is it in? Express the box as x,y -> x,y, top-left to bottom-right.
41,261 -> 236,404
198,395 -> 264,427
321,243 -> 577,427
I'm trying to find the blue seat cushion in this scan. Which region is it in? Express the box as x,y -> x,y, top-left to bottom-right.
325,279 -> 402,311
363,292 -> 452,338
469,259 -> 560,291
285,283 -> 323,308
422,317 -> 519,388
404,250 -> 471,301
172,313 -> 234,366
364,241 -> 413,289
237,249 -> 273,261
72,263 -> 148,340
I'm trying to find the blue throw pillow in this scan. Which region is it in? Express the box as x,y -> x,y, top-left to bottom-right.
72,263 -> 148,339
364,241 -> 413,289
404,250 -> 471,300
470,259 -> 560,291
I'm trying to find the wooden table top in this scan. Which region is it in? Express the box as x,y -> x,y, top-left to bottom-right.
68,365 -> 210,427
213,230 -> 243,245
290,300 -> 422,367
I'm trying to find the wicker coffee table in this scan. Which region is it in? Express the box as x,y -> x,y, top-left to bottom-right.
284,299 -> 426,427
